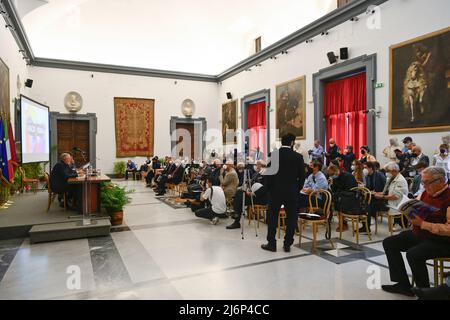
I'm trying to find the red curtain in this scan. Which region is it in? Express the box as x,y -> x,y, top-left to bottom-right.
247,100 -> 266,154
324,72 -> 367,157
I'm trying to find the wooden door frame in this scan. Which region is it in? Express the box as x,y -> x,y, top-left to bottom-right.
312,54 -> 377,156
170,117 -> 207,160
50,112 -> 97,169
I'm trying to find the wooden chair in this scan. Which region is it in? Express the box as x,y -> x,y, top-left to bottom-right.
19,167 -> 39,193
338,186 -> 372,245
433,258 -> 450,287
166,183 -> 175,196
298,189 -> 334,252
247,204 -> 267,228
375,209 -> 407,235
44,172 -> 67,212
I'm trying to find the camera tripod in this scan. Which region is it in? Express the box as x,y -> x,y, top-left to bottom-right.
240,165 -> 257,240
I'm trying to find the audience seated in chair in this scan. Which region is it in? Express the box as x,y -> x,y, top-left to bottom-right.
226,160 -> 268,230
373,162 -> 409,229
297,160 -> 328,211
155,159 -> 184,196
363,161 -> 387,232
327,164 -> 358,232
219,160 -> 239,201
50,153 -> 80,210
382,166 -> 450,297
145,156 -> 161,187
125,159 -> 137,180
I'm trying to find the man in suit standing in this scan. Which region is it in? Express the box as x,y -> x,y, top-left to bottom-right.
262,133 -> 305,252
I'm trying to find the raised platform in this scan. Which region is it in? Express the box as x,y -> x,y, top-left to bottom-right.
29,219 -> 111,244
0,191 -> 111,241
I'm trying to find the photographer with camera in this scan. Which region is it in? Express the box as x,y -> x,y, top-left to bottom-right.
309,140 -> 325,163
226,160 -> 268,230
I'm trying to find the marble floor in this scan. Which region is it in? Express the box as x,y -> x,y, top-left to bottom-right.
0,180 -> 429,300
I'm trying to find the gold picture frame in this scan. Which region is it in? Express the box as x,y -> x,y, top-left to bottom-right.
222,99 -> 238,145
276,75 -> 306,140
0,58 -> 10,119
389,26 -> 450,133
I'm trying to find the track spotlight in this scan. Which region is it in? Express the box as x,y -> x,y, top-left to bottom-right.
5,24 -> 14,30
255,63 -> 261,67
306,39 -> 314,44
270,56 -> 277,60
321,31 -> 329,36
366,8 -> 376,15
280,50 -> 288,55
350,16 -> 359,22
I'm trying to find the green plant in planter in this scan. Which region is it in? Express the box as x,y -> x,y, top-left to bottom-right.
22,163 -> 44,179
113,161 -> 126,177
100,182 -> 133,213
11,169 -> 22,193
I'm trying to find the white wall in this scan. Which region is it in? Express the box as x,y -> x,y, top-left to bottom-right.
27,67 -> 219,173
219,0 -> 450,165
0,18 -> 30,126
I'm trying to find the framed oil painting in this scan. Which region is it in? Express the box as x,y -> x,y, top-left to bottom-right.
390,27 -> 450,133
0,58 -> 10,118
276,75 -> 306,140
222,100 -> 237,144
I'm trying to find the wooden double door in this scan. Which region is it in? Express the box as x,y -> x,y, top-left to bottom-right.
175,123 -> 196,159
57,120 -> 90,167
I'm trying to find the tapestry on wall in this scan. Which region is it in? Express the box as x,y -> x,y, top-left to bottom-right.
0,58 -> 10,119
390,26 -> 450,133
114,97 -> 155,157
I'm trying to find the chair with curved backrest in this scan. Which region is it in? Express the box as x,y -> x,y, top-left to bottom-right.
44,172 -> 67,212
247,204 -> 267,228
338,186 -> 372,245
375,208 -> 407,235
298,189 -> 334,252
19,167 -> 39,193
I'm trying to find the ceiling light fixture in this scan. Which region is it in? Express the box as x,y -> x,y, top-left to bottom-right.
350,16 -> 359,22
321,31 -> 329,36
306,39 -> 314,44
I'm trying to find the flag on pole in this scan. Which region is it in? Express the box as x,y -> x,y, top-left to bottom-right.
3,118 -> 14,182
0,120 -> 10,184
8,120 -> 17,165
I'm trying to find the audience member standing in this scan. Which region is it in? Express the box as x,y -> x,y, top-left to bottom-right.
262,133 -> 305,253
325,138 -> 341,166
340,145 -> 356,173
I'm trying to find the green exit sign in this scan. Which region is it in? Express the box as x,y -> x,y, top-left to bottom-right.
375,83 -> 384,89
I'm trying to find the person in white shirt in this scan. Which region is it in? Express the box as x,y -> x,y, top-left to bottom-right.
195,178 -> 227,225
433,144 -> 450,182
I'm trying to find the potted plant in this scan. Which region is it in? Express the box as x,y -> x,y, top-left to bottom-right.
113,161 -> 126,178
100,182 -> 133,226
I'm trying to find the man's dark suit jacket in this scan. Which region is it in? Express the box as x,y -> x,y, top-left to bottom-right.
265,146 -> 305,197
50,161 -> 78,193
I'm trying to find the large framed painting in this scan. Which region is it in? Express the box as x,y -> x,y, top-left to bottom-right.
222,99 -> 237,144
390,27 -> 450,133
276,75 -> 306,140
0,58 -> 10,118
114,97 -> 155,157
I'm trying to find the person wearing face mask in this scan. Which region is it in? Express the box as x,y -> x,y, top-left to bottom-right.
410,145 -> 429,168
325,138 -> 341,167
359,146 -> 377,164
219,160 -> 239,202
402,137 -> 413,154
373,162 -> 409,229
410,162 -> 428,198
227,161 -> 268,230
327,164 -> 358,232
382,167 -> 450,297
361,162 -> 387,233
340,145 -> 356,173
297,160 -> 328,210
433,144 -> 450,182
